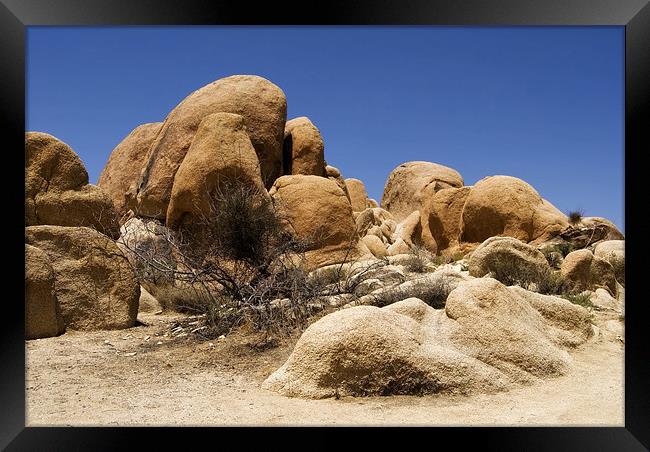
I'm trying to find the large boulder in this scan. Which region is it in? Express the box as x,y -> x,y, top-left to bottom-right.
166,112 -> 268,229
561,249 -> 618,296
420,186 -> 472,254
283,117 -> 325,176
25,244 -> 65,339
25,226 -> 140,331
460,175 -> 568,245
98,122 -> 163,219
133,75 -> 287,219
25,132 -> 119,238
579,217 -> 624,240
269,175 -> 364,269
345,178 -> 370,212
264,278 -> 592,398
381,161 -> 464,223
468,236 -> 551,288
594,240 -> 624,286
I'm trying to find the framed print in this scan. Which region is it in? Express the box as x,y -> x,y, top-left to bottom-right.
2,0 -> 648,449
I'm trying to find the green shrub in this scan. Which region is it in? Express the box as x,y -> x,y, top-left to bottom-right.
561,292 -> 593,308
540,247 -> 563,269
488,255 -> 573,295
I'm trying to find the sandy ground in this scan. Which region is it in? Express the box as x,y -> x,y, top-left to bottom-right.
25,310 -> 624,426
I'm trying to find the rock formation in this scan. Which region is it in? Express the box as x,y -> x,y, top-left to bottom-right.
166,112 -> 268,229
381,161 -> 464,223
26,132 -> 120,238
561,249 -> 618,296
264,278 -> 592,398
283,117 -> 326,176
345,178 -> 370,212
132,75 -> 287,219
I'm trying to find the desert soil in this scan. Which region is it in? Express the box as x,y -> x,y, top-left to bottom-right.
26,310 -> 624,426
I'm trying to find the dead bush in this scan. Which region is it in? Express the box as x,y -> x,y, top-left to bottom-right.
121,175 -> 328,339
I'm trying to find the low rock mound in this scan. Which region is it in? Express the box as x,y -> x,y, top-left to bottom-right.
263,278 -> 592,398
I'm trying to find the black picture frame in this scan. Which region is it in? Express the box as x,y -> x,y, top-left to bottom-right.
2,0 -> 648,449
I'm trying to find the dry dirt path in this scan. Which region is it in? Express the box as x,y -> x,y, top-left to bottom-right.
26,311 -> 624,426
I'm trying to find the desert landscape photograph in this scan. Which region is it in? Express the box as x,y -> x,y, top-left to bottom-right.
24,26 -> 625,426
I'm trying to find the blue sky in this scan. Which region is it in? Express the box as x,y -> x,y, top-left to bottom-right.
27,26 -> 624,231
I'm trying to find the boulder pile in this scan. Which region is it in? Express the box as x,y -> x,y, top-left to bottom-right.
26,74 -> 623,404
25,133 -> 140,338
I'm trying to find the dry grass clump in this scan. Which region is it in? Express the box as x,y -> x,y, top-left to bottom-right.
369,277 -> 453,309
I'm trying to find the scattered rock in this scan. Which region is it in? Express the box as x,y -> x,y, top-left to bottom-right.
387,211 -> 421,256
361,234 -> 388,258
468,236 -> 550,285
589,288 -> 621,312
578,217 -> 624,240
138,286 -> 162,313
